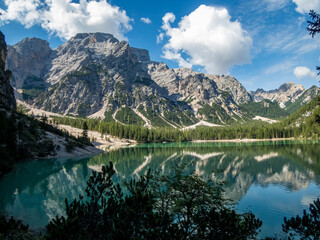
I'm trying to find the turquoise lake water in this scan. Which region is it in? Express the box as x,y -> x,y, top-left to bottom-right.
0,140 -> 319,238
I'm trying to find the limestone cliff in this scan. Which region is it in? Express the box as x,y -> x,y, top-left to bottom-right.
250,82 -> 319,111
7,37 -> 52,90
0,31 -> 16,110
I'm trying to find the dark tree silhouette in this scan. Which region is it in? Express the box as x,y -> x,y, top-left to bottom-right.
82,121 -> 88,139
307,10 -> 320,75
308,10 -> 320,37
45,162 -> 262,240
283,198 -> 320,239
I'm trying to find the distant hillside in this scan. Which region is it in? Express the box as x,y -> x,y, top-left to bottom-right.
250,82 -> 320,116
239,99 -> 288,119
50,93 -> 320,145
285,85 -> 320,114
280,94 -> 320,134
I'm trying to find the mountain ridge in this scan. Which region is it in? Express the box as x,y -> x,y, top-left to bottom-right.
250,82 -> 319,110
6,32 -> 320,127
7,32 -> 252,127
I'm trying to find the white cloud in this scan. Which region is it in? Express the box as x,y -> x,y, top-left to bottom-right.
158,5 -> 252,74
292,0 -> 320,14
264,61 -> 296,75
0,0 -> 41,27
264,0 -> 289,11
0,0 -> 132,40
156,32 -> 164,44
141,17 -> 151,24
294,66 -> 317,79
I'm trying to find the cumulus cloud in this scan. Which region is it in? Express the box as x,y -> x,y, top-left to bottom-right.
158,5 -> 252,74
0,0 -> 41,27
292,0 -> 320,14
141,17 -> 151,24
0,0 -> 132,40
294,66 -> 317,79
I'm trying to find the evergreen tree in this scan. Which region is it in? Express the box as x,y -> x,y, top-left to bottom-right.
308,10 -> 320,76
82,121 -> 89,140
45,162 -> 262,239
283,198 -> 320,239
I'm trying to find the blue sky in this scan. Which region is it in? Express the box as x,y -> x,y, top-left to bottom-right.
1,0 -> 320,91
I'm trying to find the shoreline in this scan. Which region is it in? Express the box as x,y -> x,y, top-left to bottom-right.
191,137 -> 298,143
21,136 -> 318,161
57,124 -> 137,151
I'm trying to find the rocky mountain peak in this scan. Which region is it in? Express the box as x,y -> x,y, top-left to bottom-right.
250,81 -> 315,109
11,37 -> 50,52
5,32 -> 260,125
7,37 -> 52,89
72,32 -> 116,42
56,32 -> 124,54
254,88 -> 265,93
278,82 -> 304,92
213,74 -> 252,104
65,32 -> 121,50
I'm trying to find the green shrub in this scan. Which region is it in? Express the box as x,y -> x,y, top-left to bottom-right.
45,162 -> 262,239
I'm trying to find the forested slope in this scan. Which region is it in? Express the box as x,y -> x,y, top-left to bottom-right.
51,95 -> 320,143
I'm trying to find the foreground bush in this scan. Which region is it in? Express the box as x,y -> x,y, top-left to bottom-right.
45,162 -> 262,240
282,198 -> 320,239
0,214 -> 33,239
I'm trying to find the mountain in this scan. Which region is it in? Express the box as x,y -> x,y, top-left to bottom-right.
7,32 -> 252,127
285,85 -> 320,114
7,32 -> 319,127
250,82 -> 320,113
280,94 -> 320,131
0,31 -> 16,110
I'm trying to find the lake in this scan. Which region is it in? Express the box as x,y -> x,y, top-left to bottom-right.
0,140 -> 319,238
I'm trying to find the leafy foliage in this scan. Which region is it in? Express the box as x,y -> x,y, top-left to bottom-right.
45,162 -> 262,239
283,198 -> 320,239
21,88 -> 45,101
115,107 -> 145,125
0,109 -> 94,176
198,104 -> 226,124
104,109 -> 114,122
21,76 -> 47,101
80,121 -> 91,145
0,214 -> 33,240
138,105 -> 169,127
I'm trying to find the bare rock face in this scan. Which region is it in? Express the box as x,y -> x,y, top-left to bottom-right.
7,37 -> 52,89
250,82 -> 319,110
0,31 -> 16,110
251,82 -> 305,105
213,75 -> 252,104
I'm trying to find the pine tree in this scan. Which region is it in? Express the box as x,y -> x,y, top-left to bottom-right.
82,122 -> 89,141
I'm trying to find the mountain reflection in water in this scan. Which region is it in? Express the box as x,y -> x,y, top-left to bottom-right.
0,140 -> 319,237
